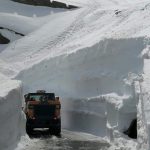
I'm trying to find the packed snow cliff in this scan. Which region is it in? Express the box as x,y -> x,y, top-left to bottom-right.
0,80 -> 25,150
1,0 -> 150,150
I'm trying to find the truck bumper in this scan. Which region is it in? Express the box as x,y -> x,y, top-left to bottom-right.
26,118 -> 61,128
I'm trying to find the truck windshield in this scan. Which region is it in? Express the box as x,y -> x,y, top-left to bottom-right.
28,93 -> 55,101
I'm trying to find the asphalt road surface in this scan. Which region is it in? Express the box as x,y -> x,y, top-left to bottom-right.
23,129 -> 110,150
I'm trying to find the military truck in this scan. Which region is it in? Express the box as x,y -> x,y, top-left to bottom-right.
24,90 -> 61,135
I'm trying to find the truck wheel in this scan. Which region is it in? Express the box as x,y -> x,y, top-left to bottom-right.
54,127 -> 61,136
26,123 -> 33,134
49,127 -> 61,135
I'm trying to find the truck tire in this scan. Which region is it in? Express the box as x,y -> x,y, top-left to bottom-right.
49,126 -> 61,135
26,122 -> 33,134
54,126 -> 61,135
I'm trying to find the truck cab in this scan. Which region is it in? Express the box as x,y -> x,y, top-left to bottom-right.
24,90 -> 61,135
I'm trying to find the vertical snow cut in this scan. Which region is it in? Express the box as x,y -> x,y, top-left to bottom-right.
16,37 -> 145,138
0,80 -> 25,150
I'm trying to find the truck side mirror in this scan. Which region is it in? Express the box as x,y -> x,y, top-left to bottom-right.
56,96 -> 59,101
24,94 -> 28,99
24,94 -> 29,102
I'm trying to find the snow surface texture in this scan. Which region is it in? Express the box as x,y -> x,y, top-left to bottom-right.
0,80 -> 25,150
1,0 -> 150,149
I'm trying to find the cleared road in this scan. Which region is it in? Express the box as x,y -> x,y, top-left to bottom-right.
21,129 -> 110,150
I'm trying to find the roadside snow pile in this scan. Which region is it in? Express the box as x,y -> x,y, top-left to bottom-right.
15,135 -> 36,150
62,93 -> 136,137
0,79 -> 25,150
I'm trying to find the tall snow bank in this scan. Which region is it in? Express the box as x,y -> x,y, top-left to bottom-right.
137,92 -> 148,150
15,37 -> 144,138
135,45 -> 150,150
61,91 -> 137,137
16,37 -> 145,97
62,97 -> 107,137
0,80 -> 25,150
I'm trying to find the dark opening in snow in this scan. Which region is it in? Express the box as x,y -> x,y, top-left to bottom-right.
11,0 -> 78,9
123,118 -> 137,139
0,33 -> 10,44
0,27 -> 24,37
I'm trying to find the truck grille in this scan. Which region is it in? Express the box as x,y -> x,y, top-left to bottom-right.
34,105 -> 55,117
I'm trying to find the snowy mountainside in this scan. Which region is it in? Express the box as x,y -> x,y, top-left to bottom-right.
6,1 -> 146,145
0,0 -> 66,16
1,0 -> 150,150
16,37 -> 144,97
57,0 -> 150,8
0,0 -> 67,52
1,3 -> 150,76
0,0 -> 66,36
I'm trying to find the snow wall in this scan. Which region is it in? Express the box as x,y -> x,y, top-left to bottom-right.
137,44 -> 150,150
0,80 -> 25,150
138,83 -> 150,150
16,37 -> 145,138
137,91 -> 148,150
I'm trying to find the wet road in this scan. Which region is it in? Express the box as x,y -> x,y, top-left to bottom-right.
24,129 -> 110,150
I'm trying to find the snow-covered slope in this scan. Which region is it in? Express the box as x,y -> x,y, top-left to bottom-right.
0,0 -> 66,16
57,0 -> 150,9
0,0 -> 66,34
1,0 -> 150,149
1,1 -> 150,72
